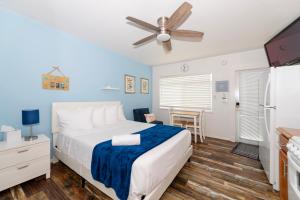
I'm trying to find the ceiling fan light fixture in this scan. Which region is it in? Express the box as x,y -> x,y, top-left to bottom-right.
157,33 -> 170,42
127,2 -> 203,51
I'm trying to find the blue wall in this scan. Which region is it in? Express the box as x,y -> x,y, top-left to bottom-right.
0,9 -> 152,141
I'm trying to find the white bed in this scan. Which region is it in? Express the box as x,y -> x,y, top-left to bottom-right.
52,101 -> 192,200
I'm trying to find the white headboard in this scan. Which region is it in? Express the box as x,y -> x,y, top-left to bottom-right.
51,101 -> 121,134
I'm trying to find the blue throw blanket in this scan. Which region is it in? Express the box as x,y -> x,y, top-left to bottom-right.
91,124 -> 184,200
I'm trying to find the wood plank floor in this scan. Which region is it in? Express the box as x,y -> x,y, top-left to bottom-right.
0,137 -> 279,200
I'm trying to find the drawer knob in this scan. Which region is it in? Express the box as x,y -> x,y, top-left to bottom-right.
17,149 -> 29,154
17,165 -> 29,170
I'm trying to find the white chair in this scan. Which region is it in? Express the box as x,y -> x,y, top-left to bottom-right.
173,119 -> 187,128
169,109 -> 205,143
185,111 -> 205,142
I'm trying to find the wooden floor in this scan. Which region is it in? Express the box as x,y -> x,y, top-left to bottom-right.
0,137 -> 279,200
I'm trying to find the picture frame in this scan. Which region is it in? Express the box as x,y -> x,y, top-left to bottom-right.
42,66 -> 69,91
140,78 -> 149,94
42,74 -> 69,91
124,74 -> 136,94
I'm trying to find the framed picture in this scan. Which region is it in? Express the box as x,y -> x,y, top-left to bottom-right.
140,78 -> 149,94
124,74 -> 135,94
42,74 -> 69,91
42,66 -> 69,91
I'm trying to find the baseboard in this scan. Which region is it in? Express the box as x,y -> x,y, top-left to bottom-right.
205,135 -> 236,142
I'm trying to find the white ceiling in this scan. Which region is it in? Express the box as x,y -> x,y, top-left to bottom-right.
1,0 -> 300,66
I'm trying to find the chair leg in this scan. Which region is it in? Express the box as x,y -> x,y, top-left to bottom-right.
199,127 -> 203,143
201,111 -> 205,140
193,117 -> 197,143
193,126 -> 197,143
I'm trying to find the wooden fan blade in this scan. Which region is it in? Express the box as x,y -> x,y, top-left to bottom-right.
166,2 -> 193,30
133,34 -> 157,46
126,16 -> 160,32
162,40 -> 172,51
171,30 -> 204,38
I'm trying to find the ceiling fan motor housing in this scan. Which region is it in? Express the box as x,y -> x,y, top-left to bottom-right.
157,17 -> 170,42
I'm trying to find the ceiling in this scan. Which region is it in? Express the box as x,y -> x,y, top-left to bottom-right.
1,0 -> 300,66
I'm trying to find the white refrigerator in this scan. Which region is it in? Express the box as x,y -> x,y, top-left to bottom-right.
259,65 -> 300,190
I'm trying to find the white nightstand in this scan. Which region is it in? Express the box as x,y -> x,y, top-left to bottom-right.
0,134 -> 50,192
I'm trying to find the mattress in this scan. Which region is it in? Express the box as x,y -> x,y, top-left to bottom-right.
56,120 -> 191,199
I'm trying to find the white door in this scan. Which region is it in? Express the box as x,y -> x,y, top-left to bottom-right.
259,65 -> 300,187
258,68 -> 273,184
266,65 -> 300,189
275,65 -> 300,128
236,68 -> 270,145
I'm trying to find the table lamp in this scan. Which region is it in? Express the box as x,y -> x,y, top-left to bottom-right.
22,109 -> 39,141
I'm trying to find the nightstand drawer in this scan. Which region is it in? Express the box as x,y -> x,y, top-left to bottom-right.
0,155 -> 50,191
0,142 -> 50,170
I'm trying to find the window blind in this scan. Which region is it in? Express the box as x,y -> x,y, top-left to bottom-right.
159,74 -> 212,111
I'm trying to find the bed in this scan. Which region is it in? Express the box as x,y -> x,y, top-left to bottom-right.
52,101 -> 192,200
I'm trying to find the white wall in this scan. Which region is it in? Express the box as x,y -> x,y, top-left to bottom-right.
152,48 -> 269,141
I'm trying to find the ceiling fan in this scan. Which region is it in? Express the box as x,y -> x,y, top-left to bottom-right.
126,2 -> 204,51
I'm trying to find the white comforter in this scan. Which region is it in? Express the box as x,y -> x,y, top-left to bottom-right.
56,120 -> 191,199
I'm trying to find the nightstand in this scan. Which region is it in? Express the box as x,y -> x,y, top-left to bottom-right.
0,134 -> 50,192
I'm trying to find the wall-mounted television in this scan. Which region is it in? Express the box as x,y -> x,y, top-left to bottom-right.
264,17 -> 300,67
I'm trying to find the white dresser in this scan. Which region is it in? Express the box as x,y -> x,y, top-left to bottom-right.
0,135 -> 50,191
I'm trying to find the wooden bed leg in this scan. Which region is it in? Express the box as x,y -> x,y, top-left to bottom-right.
188,158 -> 191,162
81,177 -> 86,188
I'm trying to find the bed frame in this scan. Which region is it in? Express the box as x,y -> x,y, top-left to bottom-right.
52,101 -> 193,200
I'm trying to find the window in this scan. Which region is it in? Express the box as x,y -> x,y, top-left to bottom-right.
159,74 -> 212,111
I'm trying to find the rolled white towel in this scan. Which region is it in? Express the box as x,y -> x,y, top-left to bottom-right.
112,134 -> 141,146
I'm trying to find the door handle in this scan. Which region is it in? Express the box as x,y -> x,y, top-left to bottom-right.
263,73 -> 271,137
259,104 -> 276,109
264,106 -> 276,109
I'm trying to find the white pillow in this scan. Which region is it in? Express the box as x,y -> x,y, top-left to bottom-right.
105,105 -> 118,124
57,108 -> 93,131
118,105 -> 126,121
92,107 -> 105,128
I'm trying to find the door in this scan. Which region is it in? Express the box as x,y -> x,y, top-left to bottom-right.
258,68 -> 273,184
275,65 -> 300,129
236,68 -> 270,145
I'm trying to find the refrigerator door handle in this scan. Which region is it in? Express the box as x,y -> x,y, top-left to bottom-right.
265,105 -> 277,110
260,104 -> 276,109
263,73 -> 271,136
